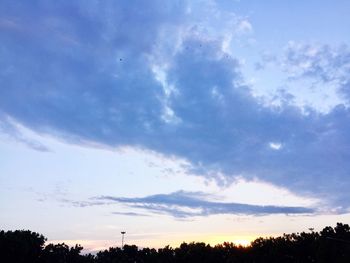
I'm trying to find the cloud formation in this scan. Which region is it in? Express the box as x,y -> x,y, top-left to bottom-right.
1,1 -> 350,210
0,115 -> 50,152
96,191 -> 314,218
282,43 -> 350,84
281,43 -> 350,105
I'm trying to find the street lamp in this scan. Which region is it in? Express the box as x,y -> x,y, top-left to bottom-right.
121,231 -> 126,249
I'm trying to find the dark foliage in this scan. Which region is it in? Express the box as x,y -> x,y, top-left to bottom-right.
0,230 -> 45,263
1,223 -> 350,262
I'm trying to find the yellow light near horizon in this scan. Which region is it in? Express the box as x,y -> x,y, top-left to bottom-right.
49,234 -> 257,253
232,239 -> 251,247
205,235 -> 255,247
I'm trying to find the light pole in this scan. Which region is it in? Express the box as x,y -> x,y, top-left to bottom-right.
121,231 -> 126,249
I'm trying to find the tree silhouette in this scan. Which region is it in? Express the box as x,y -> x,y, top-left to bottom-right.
1,223 -> 350,262
41,243 -> 94,263
0,230 -> 45,263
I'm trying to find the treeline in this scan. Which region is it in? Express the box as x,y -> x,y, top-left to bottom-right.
1,223 -> 350,262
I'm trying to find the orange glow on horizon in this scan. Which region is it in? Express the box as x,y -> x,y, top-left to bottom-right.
205,235 -> 255,247
49,234 -> 258,253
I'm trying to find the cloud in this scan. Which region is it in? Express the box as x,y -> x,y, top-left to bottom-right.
1,1 -> 350,210
0,0 -> 186,144
236,20 -> 253,34
0,115 -> 50,152
60,198 -> 108,208
112,211 -> 149,217
282,42 -> 350,83
255,43 -> 350,109
96,191 -> 314,218
281,42 -> 350,101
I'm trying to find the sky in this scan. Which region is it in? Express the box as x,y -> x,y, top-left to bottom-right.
1,0 -> 350,252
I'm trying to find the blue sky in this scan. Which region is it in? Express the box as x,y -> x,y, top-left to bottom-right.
1,0 -> 350,251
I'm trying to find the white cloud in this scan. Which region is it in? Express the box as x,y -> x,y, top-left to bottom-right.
269,142 -> 282,150
236,20 -> 253,34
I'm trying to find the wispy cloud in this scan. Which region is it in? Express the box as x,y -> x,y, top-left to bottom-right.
256,42 -> 350,104
96,191 -> 314,218
112,211 -> 149,217
281,42 -> 350,103
0,116 -> 50,152
60,198 -> 108,208
281,43 -> 350,83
